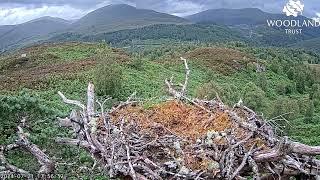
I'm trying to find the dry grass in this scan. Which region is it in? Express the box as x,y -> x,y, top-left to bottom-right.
0,42 -> 131,90
109,100 -> 269,171
185,47 -> 256,75
111,101 -> 266,145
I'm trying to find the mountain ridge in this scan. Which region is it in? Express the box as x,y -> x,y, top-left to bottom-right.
185,8 -> 283,25
69,4 -> 190,34
0,4 -> 191,51
0,5 -> 319,52
0,16 -> 71,51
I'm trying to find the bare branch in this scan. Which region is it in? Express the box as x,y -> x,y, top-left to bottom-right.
16,126 -> 55,174
58,91 -> 85,110
87,82 -> 95,117
180,57 -> 190,96
230,144 -> 256,180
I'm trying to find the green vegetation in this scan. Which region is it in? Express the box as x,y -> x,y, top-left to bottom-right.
48,24 -> 246,48
46,43 -> 98,61
290,37 -> 320,52
1,42 -> 319,177
94,55 -> 124,98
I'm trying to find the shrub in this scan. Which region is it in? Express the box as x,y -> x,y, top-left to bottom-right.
94,61 -> 123,98
257,73 -> 268,92
195,82 -> 241,105
0,91 -> 60,144
305,100 -> 315,123
272,97 -> 300,122
195,82 -> 222,100
243,82 -> 266,112
130,54 -> 144,70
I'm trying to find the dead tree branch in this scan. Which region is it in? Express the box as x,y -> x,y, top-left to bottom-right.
54,57 -> 320,179
0,121 -> 55,177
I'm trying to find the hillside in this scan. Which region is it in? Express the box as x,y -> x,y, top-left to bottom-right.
0,4 -> 191,51
46,22 -> 320,50
290,37 -> 320,52
1,42 -> 320,178
185,8 -> 280,25
70,4 -> 190,34
0,17 -> 71,51
185,8 -> 320,47
0,25 -> 15,36
47,24 -> 247,47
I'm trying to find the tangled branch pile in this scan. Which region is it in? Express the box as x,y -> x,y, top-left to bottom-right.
56,58 -> 320,179
2,58 -> 320,179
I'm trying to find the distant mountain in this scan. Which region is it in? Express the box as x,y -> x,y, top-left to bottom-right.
0,4 -> 190,51
186,8 -> 320,49
0,25 -> 14,37
70,4 -> 190,34
1,5 -> 320,53
185,8 -> 282,25
0,17 -> 71,51
28,16 -> 71,24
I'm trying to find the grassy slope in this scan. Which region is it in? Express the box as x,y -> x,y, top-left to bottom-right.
0,42 -> 319,177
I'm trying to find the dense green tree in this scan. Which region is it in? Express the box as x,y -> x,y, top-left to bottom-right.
269,59 -> 281,73
243,82 -> 266,112
296,71 -> 306,94
285,83 -> 296,94
310,84 -> 320,108
305,100 -> 315,123
276,83 -> 286,95
257,73 -> 268,92
287,67 -> 295,80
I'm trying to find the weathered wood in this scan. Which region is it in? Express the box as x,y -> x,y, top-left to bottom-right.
0,123 -> 55,176
180,57 -> 190,96
0,146 -> 32,178
16,126 -> 55,174
87,82 -> 95,117
53,58 -> 320,179
58,91 -> 85,110
291,142 -> 320,155
55,137 -> 91,149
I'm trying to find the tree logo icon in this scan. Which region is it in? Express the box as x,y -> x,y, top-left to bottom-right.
283,0 -> 304,17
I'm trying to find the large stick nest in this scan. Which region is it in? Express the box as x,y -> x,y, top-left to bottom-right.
2,58 -> 320,179
55,58 -> 320,179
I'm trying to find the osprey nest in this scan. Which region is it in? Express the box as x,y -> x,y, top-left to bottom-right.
2,58 -> 320,179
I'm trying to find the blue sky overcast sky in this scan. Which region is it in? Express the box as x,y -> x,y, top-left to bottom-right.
0,0 -> 319,25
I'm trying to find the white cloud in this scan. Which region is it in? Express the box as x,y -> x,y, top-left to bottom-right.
166,0 -> 205,17
0,0 -> 319,25
0,0 -> 136,25
0,5 -> 89,25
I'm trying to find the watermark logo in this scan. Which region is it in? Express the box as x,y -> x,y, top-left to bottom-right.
266,0 -> 320,35
283,0 -> 304,17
